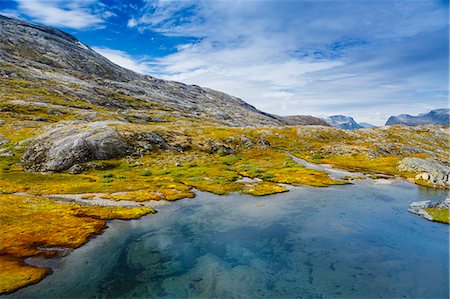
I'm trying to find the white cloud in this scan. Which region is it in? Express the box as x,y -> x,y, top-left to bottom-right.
14,0 -> 109,29
127,18 -> 137,28
92,47 -> 153,74
126,1 -> 448,125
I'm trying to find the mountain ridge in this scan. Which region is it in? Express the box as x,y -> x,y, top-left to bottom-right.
0,14 -> 324,127
386,108 -> 449,126
324,115 -> 363,130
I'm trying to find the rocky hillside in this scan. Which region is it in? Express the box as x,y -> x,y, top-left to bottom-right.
0,15 -> 325,127
276,115 -> 330,126
386,108 -> 449,126
324,115 -> 363,130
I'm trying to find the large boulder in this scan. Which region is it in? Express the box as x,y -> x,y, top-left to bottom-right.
398,157 -> 450,186
21,123 -> 132,172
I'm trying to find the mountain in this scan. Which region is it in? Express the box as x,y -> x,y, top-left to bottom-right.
359,122 -> 376,128
324,115 -> 363,130
276,115 -> 330,126
386,109 -> 450,126
0,15 -> 325,127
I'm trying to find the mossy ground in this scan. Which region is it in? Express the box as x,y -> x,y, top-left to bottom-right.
0,194 -> 154,294
0,257 -> 47,294
424,207 -> 450,224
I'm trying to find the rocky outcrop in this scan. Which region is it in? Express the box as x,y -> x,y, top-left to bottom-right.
20,122 -> 238,172
21,123 -> 132,172
408,199 -> 450,222
324,115 -> 363,130
397,157 -> 450,187
386,108 -> 449,126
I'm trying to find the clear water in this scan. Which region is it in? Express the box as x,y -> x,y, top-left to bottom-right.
10,181 -> 449,298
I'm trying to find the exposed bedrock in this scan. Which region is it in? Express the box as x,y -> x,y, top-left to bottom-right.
397,157 -> 450,187
21,123 -> 132,172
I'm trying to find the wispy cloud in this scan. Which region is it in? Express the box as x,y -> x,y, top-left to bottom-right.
92,47 -> 153,74
125,0 -> 448,124
11,0 -> 111,29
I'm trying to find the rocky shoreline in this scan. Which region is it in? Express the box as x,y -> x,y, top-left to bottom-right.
408,199 -> 450,223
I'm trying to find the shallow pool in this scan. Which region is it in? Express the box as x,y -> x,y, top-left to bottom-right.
11,180 -> 449,298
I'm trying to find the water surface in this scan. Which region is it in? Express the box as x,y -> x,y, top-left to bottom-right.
11,181 -> 449,298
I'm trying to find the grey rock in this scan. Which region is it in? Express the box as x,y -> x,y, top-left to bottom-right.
408,200 -> 434,221
0,138 -> 10,146
398,157 -> 450,186
34,117 -> 48,122
47,109 -> 64,116
21,123 -> 131,172
408,199 -> 449,222
68,164 -> 84,174
134,132 -> 168,151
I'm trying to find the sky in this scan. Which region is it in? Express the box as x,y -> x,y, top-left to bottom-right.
1,0 -> 448,125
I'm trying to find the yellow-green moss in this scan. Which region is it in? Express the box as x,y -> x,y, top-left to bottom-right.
241,181 -> 288,196
232,149 -> 344,187
0,257 -> 47,294
0,194 -> 154,294
424,207 -> 450,224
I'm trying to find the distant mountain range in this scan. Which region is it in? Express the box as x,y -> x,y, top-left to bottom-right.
324,108 -> 450,130
359,122 -> 376,128
324,115 -> 374,130
386,108 -> 449,126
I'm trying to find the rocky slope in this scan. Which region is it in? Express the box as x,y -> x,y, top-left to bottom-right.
276,115 -> 330,126
324,115 -> 363,130
0,15 -> 324,127
386,108 -> 449,126
398,157 -> 450,187
409,199 -> 450,224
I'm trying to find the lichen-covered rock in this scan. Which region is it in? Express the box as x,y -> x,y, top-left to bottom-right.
408,199 -> 450,223
21,123 -> 131,172
68,164 -> 84,174
398,157 -> 450,186
408,201 -> 434,221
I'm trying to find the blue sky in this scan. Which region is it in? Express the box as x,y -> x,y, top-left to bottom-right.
1,0 -> 448,125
